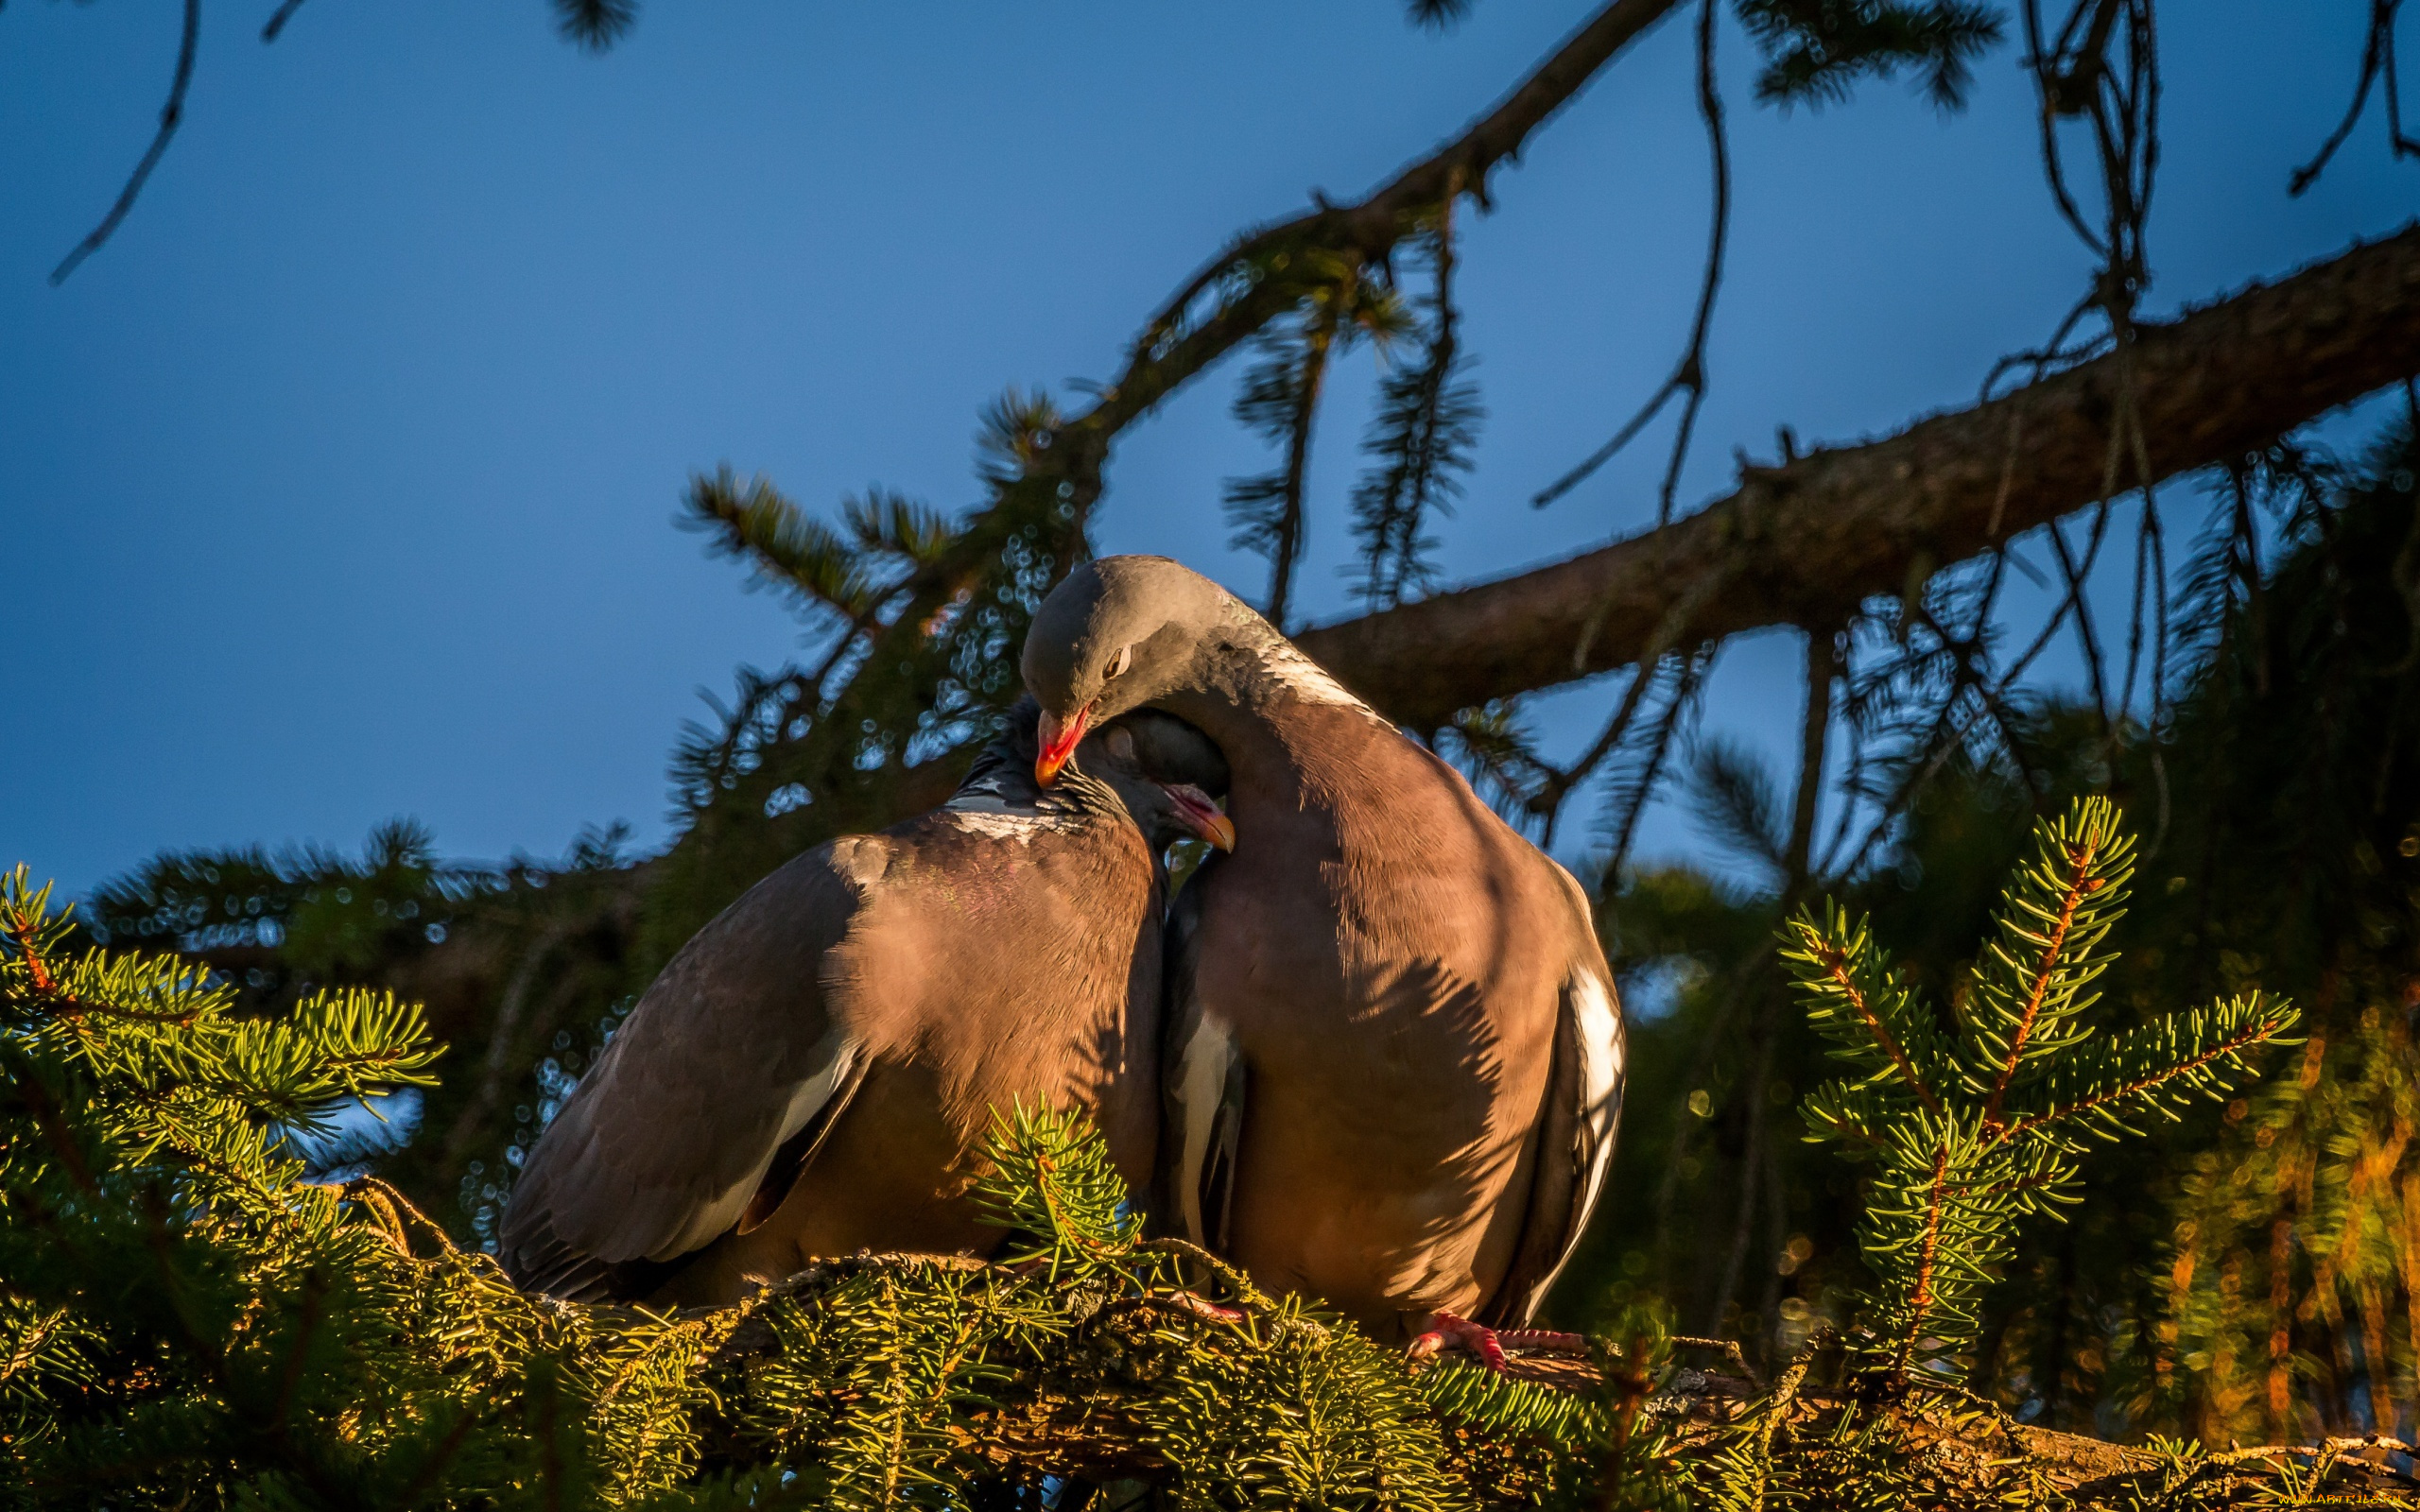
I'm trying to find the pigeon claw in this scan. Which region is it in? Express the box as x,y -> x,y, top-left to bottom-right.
1408,1312 -> 1511,1372
1166,1291 -> 1246,1324
1407,1314 -> 1592,1372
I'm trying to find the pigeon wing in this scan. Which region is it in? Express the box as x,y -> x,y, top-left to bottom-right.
1157,855 -> 1247,1252
1481,958 -> 1627,1328
500,839 -> 882,1298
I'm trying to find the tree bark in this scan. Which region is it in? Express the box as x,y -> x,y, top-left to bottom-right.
1295,225 -> 2420,730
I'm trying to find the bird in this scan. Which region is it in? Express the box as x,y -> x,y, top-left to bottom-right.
1020,555 -> 1624,1362
499,701 -> 1234,1307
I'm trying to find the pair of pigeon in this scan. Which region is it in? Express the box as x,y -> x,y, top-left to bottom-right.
502,557 -> 1625,1357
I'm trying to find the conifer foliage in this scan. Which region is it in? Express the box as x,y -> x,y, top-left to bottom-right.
1779,798 -> 2300,1386
17,821 -> 2411,1508
1,866 -> 1592,1507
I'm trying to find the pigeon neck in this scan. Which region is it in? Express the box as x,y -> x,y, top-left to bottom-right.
1150,612 -> 1393,778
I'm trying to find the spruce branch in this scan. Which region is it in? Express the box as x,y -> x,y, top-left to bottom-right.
1221,254 -> 1403,627
1685,735 -> 1789,877
1737,0 -> 2007,112
1779,900 -> 1954,1112
2004,991 -> 2300,1142
1071,0 -> 1686,462
976,1100 -> 1144,1284
1787,799 -> 2299,1389
554,0 -> 638,52
1533,0 -> 1730,522
1969,795 -> 2134,1125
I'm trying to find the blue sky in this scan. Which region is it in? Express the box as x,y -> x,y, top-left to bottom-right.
2,0 -> 2411,902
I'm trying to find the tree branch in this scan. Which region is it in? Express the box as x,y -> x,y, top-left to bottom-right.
262,0 -> 310,43
1532,0 -> 1730,519
807,0 -> 1688,740
1296,226 -> 2420,729
52,0 -> 201,286
1064,0 -> 1685,454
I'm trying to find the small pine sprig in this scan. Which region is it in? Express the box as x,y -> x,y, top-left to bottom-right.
683,466 -> 964,633
1222,249 -> 1410,621
975,1099 -> 1145,1284
1960,798 -> 2135,1119
1781,798 -> 2300,1389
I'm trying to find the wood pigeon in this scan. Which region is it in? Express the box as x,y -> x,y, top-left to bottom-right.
500,701 -> 1233,1306
1021,555 -> 1624,1359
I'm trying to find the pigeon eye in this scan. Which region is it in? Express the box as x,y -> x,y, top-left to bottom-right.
1102,645 -> 1132,679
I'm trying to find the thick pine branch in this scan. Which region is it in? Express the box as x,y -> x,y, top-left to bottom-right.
1296,228 -> 2420,728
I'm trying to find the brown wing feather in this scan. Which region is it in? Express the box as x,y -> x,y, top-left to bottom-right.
1479,951 -> 1627,1329
1157,857 -> 1246,1250
499,839 -> 881,1293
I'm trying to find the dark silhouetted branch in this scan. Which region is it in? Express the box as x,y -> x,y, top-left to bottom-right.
2290,0 -> 2419,198
262,0 -> 310,43
1533,0 -> 1731,519
1067,0 -> 1687,455
52,0 -> 201,286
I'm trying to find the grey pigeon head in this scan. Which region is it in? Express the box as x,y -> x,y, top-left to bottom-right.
1088,710 -> 1232,852
965,697 -> 1231,852
1021,556 -> 1242,781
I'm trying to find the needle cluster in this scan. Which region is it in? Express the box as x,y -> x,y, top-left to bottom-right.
1780,797 -> 2300,1386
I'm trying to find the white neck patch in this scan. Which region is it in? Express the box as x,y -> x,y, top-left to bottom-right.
940,807 -> 1088,843
1218,595 -> 1392,724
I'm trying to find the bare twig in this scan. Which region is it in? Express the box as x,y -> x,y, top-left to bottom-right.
262,0 -> 310,43
1529,561 -> 1724,842
53,0 -> 202,285
1533,0 -> 1730,519
2043,503 -> 2116,725
1785,625 -> 1835,884
2290,0 -> 2420,197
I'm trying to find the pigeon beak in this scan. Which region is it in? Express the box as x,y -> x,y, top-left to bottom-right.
1163,783 -> 1236,852
1034,702 -> 1093,786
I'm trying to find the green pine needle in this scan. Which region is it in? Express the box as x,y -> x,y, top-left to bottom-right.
1783,799 -> 2300,1384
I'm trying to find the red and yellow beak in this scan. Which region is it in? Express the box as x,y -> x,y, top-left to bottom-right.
1034,702 -> 1094,785
1163,783 -> 1236,852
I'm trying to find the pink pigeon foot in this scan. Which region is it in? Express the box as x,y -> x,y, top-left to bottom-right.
1165,1291 -> 1245,1324
1407,1313 -> 1593,1372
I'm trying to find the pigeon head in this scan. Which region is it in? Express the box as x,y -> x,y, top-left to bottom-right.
1021,556 -> 1236,783
968,698 -> 1234,852
1085,711 -> 1235,853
